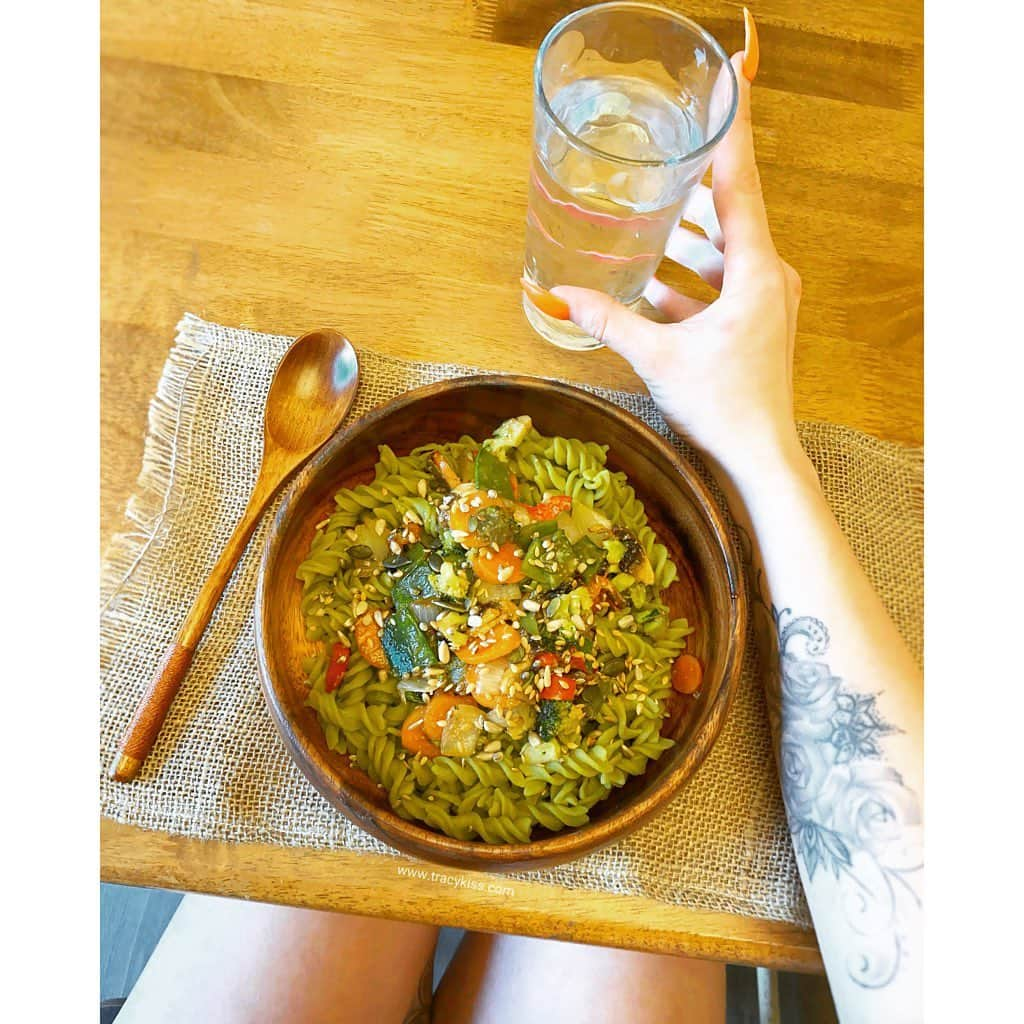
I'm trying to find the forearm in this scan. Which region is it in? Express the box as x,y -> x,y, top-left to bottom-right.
713,445 -> 923,1023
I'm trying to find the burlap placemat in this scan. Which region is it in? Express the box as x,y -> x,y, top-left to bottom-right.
100,314 -> 923,928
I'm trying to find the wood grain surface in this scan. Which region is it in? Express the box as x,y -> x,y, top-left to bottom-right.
101,0 -> 921,968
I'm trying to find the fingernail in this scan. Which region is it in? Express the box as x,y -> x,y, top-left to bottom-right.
742,7 -> 759,83
521,277 -> 571,321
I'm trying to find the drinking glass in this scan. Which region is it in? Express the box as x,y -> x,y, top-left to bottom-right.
522,2 -> 738,350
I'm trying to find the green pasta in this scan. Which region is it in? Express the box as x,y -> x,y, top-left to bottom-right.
297,417 -> 699,843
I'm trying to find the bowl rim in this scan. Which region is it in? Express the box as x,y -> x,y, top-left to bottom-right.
255,373 -> 747,866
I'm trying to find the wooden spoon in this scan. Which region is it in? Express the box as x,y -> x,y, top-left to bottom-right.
110,329 -> 360,782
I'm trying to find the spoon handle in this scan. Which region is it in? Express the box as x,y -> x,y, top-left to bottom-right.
109,481 -> 274,782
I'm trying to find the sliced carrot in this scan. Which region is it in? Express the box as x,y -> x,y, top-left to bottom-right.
422,693 -> 477,742
521,277 -> 571,320
472,542 -> 525,584
430,450 -> 462,489
400,708 -> 441,757
458,622 -> 522,664
671,653 -> 703,694
354,614 -> 388,669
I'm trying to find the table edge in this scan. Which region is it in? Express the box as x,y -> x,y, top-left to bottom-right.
100,819 -> 822,973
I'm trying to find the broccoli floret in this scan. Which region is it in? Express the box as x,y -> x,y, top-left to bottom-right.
535,700 -> 585,745
487,416 -> 533,458
440,528 -> 465,556
535,700 -> 566,741
430,560 -> 469,600
467,506 -> 518,545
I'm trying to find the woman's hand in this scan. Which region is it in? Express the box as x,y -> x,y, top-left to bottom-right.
550,52 -> 803,487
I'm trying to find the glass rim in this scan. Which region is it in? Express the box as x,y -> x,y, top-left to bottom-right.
533,1 -> 739,169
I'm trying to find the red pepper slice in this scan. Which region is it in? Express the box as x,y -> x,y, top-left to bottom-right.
538,672 -> 577,701
533,651 -> 559,669
525,495 -> 572,521
325,643 -> 351,693
568,650 -> 587,672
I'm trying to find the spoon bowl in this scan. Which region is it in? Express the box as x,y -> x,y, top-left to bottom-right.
265,330 -> 360,455
110,328 -> 360,782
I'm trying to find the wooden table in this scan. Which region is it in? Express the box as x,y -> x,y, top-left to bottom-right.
101,0 -> 922,971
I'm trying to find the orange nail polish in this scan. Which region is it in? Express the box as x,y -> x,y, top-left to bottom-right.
521,277 -> 571,321
742,7 -> 759,83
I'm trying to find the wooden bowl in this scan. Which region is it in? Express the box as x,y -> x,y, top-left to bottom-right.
255,376 -> 746,870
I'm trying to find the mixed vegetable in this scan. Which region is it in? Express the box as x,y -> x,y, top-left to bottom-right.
325,416 -> 702,767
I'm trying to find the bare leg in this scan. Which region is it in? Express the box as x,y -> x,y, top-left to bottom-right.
117,894 -> 438,1024
433,932 -> 725,1023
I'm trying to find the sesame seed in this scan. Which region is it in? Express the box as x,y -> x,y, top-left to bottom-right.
417,479 -> 428,497
571,613 -> 587,631
467,614 -> 483,628
438,640 -> 451,664
618,614 -> 635,628
522,598 -> 540,612
374,519 -> 386,536
354,600 -> 368,616
315,519 -> 329,530
373,609 -> 384,627
470,496 -> 483,508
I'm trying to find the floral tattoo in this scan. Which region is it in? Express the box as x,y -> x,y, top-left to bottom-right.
735,525 -> 923,990
768,609 -> 923,990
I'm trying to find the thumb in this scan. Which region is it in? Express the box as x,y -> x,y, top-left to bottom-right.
550,285 -> 660,371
